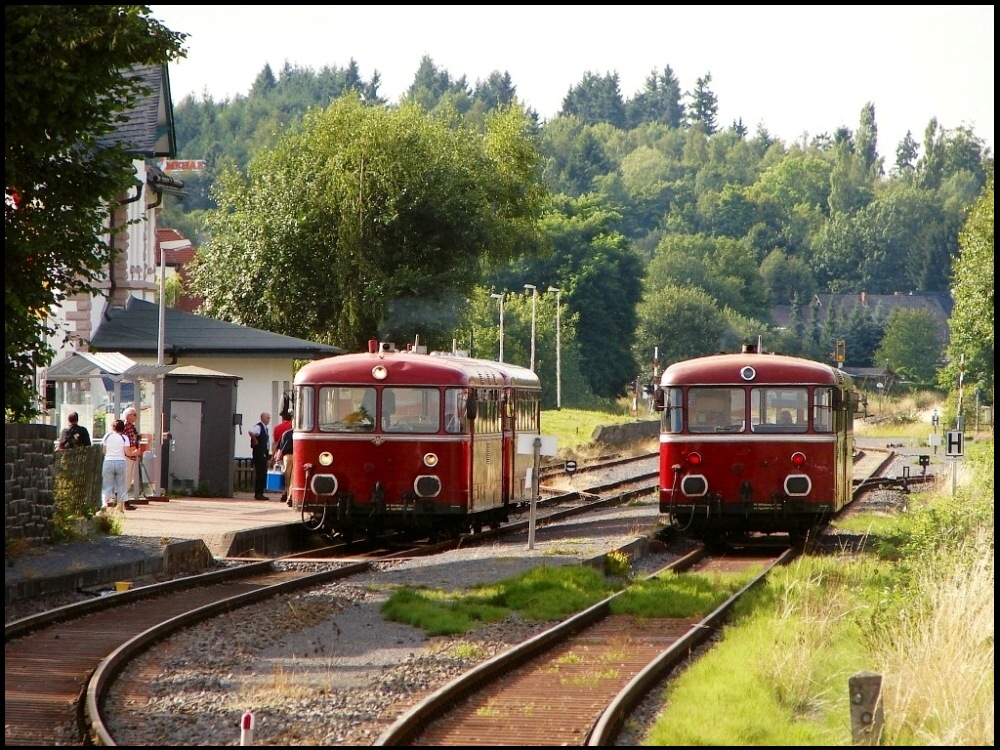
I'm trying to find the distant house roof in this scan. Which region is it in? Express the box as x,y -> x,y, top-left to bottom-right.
90,296 -> 344,360
771,291 -> 953,342
96,64 -> 176,157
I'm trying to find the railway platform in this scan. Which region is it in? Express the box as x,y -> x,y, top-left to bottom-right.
5,492 -> 303,605
6,490 -> 669,607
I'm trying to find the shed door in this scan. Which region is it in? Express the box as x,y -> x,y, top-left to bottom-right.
169,400 -> 202,494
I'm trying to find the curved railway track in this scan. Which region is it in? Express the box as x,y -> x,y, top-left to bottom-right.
4,454 -> 661,747
4,562 -> 366,746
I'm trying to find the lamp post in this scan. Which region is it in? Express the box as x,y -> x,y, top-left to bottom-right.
547,286 -> 561,409
489,292 -> 505,362
524,284 -> 537,371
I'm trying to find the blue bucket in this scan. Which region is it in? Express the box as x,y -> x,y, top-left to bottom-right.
266,470 -> 285,492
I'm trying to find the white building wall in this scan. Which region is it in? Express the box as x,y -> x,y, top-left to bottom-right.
42,159 -> 160,420
129,354 -> 296,459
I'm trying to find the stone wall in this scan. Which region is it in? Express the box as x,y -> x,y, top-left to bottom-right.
591,418 -> 660,445
5,423 -> 59,546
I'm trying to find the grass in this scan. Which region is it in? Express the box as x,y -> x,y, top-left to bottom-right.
386,393 -> 992,744
381,564 -> 621,635
641,415 -> 993,746
541,405 -> 643,453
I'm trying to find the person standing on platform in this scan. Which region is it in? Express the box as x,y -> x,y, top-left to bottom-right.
122,406 -> 140,499
101,419 -> 134,511
248,412 -> 271,500
57,411 -> 92,450
273,415 -> 294,506
271,410 -> 292,465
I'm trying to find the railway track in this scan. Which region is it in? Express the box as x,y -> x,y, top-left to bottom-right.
368,452 -> 909,746
374,543 -> 796,746
4,453 -> 662,747
4,448 -> 911,746
4,561 -> 366,746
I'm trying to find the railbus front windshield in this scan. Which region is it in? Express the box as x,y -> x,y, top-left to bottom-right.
660,385 -> 830,435
311,385 -> 469,434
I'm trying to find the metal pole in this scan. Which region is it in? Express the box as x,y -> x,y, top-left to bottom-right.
524,284 -> 537,371
528,436 -> 541,550
499,296 -> 504,362
547,287 -> 561,408
490,293 -> 505,362
153,237 -> 167,497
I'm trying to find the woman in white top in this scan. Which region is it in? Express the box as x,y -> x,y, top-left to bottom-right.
101,418 -> 131,509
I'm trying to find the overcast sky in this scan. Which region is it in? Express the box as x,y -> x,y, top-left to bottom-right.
149,5 -> 994,157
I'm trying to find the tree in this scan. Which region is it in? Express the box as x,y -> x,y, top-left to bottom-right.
192,95 -> 548,352
686,73 -> 719,134
402,55 -> 472,113
759,249 -> 817,306
940,176 -> 993,398
560,71 -> 627,129
875,308 -> 943,386
855,101 -> 882,178
893,130 -> 919,176
489,194 -> 643,400
472,71 -> 518,111
634,285 -> 728,368
5,5 -> 186,419
626,65 -> 684,129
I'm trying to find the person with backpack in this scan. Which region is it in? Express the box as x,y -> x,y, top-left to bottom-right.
57,411 -> 92,450
248,412 -> 271,500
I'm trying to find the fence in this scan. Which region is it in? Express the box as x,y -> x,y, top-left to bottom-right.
233,457 -> 255,493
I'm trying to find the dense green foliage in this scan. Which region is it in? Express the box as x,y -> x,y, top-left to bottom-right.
163,53 -> 992,402
193,96 -> 548,351
874,308 -> 945,386
5,5 -> 185,419
939,175 -> 994,400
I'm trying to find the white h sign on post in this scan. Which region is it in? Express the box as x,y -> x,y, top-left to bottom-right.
945,430 -> 964,457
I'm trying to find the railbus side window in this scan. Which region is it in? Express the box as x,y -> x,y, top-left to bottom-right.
294,386 -> 314,431
444,388 -> 465,434
661,388 -> 683,434
474,388 -> 501,434
517,390 -> 540,433
687,388 -> 744,433
813,388 -> 833,433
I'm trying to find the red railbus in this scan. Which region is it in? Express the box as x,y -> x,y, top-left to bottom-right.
290,340 -> 540,540
656,345 -> 858,541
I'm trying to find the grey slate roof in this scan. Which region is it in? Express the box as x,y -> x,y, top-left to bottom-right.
90,297 -> 343,359
771,291 -> 953,342
95,64 -> 176,157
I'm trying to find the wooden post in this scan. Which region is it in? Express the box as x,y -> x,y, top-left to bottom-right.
849,671 -> 884,745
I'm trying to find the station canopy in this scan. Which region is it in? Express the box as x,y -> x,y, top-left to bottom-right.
45,351 -> 176,382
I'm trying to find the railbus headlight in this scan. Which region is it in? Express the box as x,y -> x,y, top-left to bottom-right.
423,452 -> 439,468
318,452 -> 334,467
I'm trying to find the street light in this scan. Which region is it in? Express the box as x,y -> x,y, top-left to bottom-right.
547,286 -> 561,409
524,284 -> 537,371
489,292 -> 505,362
